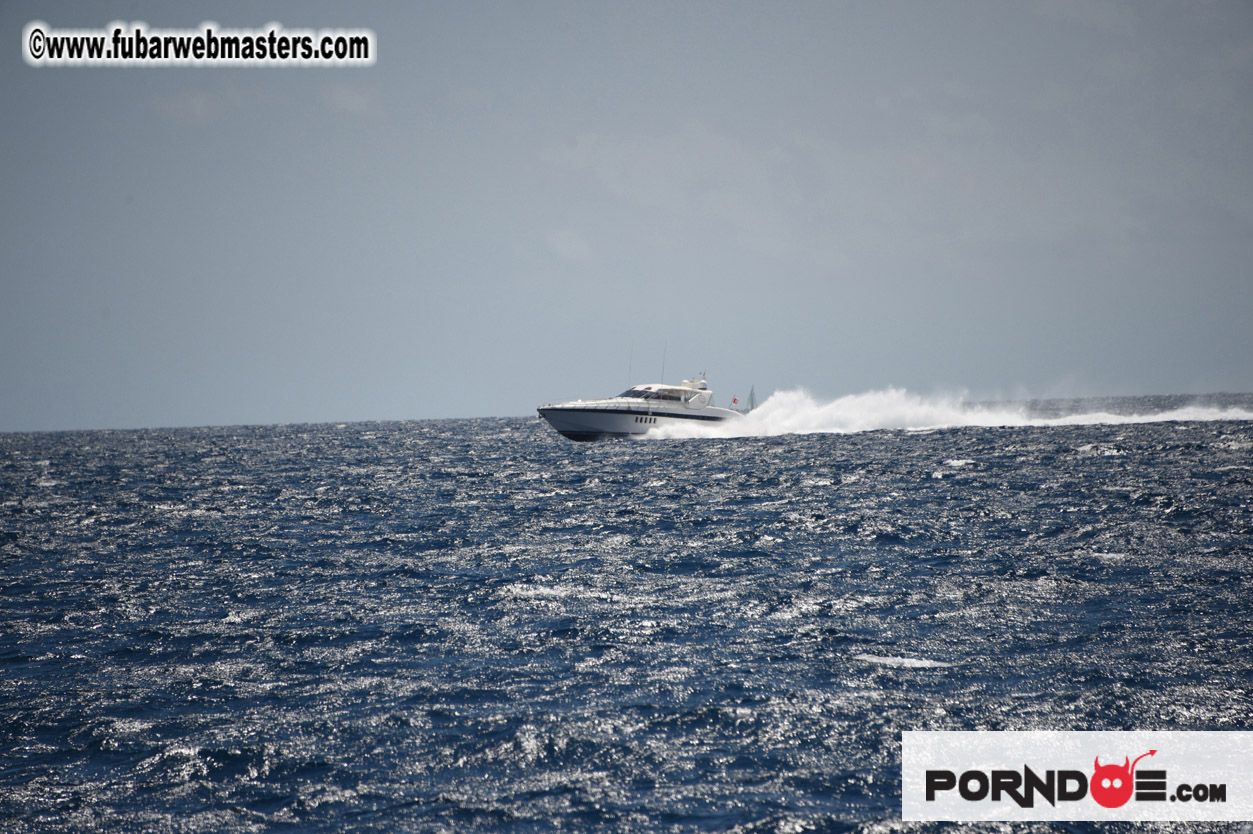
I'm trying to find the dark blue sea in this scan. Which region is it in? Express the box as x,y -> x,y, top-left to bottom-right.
3,393 -> 1252,833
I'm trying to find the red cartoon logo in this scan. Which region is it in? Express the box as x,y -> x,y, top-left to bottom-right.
1091,750 -> 1156,808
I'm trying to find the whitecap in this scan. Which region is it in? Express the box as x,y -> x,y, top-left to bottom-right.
854,653 -> 952,668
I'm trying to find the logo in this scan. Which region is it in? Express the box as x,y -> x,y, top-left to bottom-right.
1091,750 -> 1154,808
903,731 -> 1253,822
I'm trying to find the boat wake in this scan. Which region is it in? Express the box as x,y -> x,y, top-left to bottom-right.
646,387 -> 1253,439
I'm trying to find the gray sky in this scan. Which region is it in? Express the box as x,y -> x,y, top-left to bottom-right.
4,1 -> 1252,431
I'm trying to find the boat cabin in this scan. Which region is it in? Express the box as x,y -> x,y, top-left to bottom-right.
616,378 -> 712,407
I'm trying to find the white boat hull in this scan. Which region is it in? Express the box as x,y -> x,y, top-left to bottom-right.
537,402 -> 737,441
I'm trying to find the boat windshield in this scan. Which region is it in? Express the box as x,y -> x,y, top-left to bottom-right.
618,388 -> 683,402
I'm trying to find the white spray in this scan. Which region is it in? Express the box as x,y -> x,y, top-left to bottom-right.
647,387 -> 1253,440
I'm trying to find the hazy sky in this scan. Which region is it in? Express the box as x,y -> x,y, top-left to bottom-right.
4,1 -> 1252,431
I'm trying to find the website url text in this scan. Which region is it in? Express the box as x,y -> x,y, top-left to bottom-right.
24,21 -> 376,67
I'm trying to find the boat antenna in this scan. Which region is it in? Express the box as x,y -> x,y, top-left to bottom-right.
660,341 -> 667,383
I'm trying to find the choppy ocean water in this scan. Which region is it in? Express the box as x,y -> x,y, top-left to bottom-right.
2,392 -> 1252,833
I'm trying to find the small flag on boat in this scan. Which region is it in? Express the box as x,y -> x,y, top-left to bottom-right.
732,396 -> 739,405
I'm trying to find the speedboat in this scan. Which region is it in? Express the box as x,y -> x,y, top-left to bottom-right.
537,374 -> 743,441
